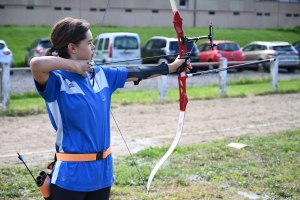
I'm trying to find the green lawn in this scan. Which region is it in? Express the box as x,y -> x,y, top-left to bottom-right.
0,25 -> 299,67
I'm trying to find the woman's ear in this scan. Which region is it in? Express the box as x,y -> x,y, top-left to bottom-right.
68,43 -> 76,54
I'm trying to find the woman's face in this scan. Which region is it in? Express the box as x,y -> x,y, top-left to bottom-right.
74,29 -> 95,60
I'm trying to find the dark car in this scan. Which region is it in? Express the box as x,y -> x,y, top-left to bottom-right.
25,38 -> 52,67
292,40 -> 300,68
292,40 -> 300,55
141,36 -> 200,73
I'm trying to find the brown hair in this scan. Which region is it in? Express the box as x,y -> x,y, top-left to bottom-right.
45,17 -> 90,58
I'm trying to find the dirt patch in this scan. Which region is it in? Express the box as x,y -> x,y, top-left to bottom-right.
1,93 -> 300,168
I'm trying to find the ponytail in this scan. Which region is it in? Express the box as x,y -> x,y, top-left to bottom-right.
45,48 -> 52,56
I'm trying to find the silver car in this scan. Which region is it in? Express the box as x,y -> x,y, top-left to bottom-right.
0,40 -> 14,75
242,41 -> 299,72
25,38 -> 52,67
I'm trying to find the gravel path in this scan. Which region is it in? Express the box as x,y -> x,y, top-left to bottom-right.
1,93 -> 300,168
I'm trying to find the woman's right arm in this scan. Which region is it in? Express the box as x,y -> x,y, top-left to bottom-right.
30,57 -> 93,87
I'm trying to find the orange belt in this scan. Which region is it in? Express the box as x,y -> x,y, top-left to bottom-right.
55,147 -> 111,162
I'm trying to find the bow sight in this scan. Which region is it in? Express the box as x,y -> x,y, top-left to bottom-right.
182,23 -> 218,51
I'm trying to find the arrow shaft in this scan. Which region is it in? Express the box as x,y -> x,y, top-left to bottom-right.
188,58 -> 276,77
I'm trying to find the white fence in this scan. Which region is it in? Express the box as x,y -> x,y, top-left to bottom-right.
0,62 -> 10,110
0,58 -> 281,110
188,58 -> 279,96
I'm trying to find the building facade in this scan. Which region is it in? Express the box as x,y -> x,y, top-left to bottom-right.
0,0 -> 299,29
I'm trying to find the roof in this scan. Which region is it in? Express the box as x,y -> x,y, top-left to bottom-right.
35,38 -> 50,41
148,36 -> 178,41
96,32 -> 139,37
246,41 -> 291,46
200,40 -> 239,45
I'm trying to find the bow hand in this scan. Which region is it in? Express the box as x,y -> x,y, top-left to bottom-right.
169,55 -> 192,74
176,55 -> 190,73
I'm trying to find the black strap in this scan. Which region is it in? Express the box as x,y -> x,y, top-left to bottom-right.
96,151 -> 106,160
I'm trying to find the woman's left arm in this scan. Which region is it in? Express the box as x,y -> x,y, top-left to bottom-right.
126,56 -> 192,83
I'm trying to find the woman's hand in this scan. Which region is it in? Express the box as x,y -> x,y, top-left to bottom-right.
30,57 -> 95,86
72,60 -> 94,78
168,55 -> 192,73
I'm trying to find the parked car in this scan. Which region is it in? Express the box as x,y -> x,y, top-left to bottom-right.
197,40 -> 246,72
25,38 -> 52,67
93,32 -> 142,65
0,40 -> 14,75
141,36 -> 200,73
292,40 -> 300,55
292,40 -> 300,68
242,41 -> 299,72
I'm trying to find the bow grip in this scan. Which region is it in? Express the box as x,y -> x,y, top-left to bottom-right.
176,56 -> 189,74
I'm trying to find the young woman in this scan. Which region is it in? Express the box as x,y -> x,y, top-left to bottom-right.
30,17 -> 191,200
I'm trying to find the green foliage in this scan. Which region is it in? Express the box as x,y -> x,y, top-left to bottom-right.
0,25 -> 299,67
0,167 -> 43,199
267,25 -> 300,35
0,97 -> 46,116
227,77 -> 270,85
10,91 -> 41,99
0,26 -> 52,67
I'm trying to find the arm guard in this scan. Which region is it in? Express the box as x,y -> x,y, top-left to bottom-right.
126,62 -> 169,85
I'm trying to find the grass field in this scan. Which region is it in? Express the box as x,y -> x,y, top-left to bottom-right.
0,25 -> 299,67
1,129 -> 299,199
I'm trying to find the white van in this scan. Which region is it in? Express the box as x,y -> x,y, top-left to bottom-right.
93,32 -> 142,65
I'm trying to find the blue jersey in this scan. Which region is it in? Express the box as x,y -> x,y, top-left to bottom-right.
35,65 -> 127,191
